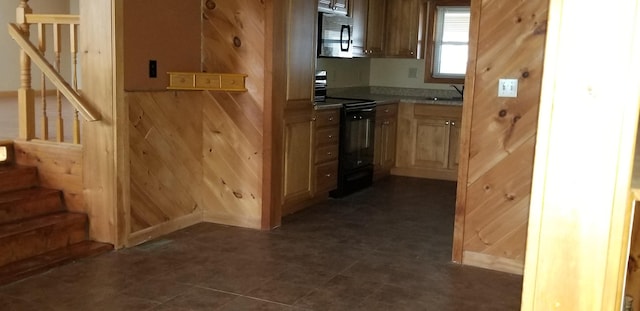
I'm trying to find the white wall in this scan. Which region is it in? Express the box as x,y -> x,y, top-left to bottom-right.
318,57 -> 455,90
0,0 -> 72,92
369,58 -> 452,90
316,57 -> 371,88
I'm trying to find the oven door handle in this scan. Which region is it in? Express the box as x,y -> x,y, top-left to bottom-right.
358,108 -> 374,112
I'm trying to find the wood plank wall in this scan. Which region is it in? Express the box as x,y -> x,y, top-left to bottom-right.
14,141 -> 83,213
454,0 -> 549,274
200,0 -> 266,228
80,0 -> 120,245
127,91 -> 204,241
123,0 -> 269,243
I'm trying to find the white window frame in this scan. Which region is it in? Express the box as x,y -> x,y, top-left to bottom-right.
432,6 -> 471,79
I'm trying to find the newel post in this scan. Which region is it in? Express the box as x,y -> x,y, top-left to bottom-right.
16,0 -> 35,140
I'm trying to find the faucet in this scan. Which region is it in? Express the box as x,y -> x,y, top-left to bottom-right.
451,84 -> 464,100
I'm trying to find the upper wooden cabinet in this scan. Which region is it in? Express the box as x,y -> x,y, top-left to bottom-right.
287,0 -> 317,103
352,0 -> 386,57
384,0 -> 421,58
351,0 -> 421,58
318,0 -> 350,15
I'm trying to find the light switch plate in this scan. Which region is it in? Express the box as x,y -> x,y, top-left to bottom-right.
498,78 -> 518,97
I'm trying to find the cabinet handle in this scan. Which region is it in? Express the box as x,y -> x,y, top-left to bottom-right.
328,134 -> 333,139
328,116 -> 334,121
325,173 -> 332,177
327,152 -> 332,156
451,121 -> 456,126
311,117 -> 317,121
383,121 -> 390,125
410,51 -> 415,55
384,109 -> 389,113
445,121 -> 450,125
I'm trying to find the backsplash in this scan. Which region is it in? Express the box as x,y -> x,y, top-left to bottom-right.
317,57 -> 460,91
328,86 -> 461,99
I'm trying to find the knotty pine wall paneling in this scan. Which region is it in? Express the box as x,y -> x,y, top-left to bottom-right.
127,92 -> 203,242
453,0 -> 549,274
201,0 -> 267,228
14,141 -> 83,213
80,0 -> 121,245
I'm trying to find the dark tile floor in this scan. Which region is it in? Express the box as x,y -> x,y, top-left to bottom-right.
0,176 -> 523,310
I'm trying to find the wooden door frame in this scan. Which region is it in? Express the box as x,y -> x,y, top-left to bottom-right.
521,0 -> 640,309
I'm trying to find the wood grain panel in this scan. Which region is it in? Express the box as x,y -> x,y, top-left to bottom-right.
80,0 -> 119,244
201,91 -> 263,228
13,140 -> 83,213
127,91 -> 203,233
454,0 -> 549,274
201,0 -> 267,229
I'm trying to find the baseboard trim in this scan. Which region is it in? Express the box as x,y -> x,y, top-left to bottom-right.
126,211 -> 203,247
462,251 -> 524,275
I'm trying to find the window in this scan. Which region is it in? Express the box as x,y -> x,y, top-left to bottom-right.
424,1 -> 471,83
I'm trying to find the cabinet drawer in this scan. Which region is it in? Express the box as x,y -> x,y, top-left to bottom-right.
314,110 -> 340,128
169,73 -> 195,88
195,75 -> 221,89
315,161 -> 338,192
315,144 -> 339,164
378,103 -> 398,116
315,127 -> 340,146
168,72 -> 247,91
220,75 -> 245,90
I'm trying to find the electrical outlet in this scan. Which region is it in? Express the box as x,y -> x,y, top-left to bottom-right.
149,60 -> 157,78
408,67 -> 417,78
498,78 -> 518,97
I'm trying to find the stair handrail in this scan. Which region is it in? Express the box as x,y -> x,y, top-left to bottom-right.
7,23 -> 99,123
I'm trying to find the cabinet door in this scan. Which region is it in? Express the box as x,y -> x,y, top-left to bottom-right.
319,0 -> 349,15
384,0 -> 420,58
282,110 -> 314,212
448,118 -> 461,170
373,118 -> 384,173
414,116 -> 450,169
351,0 -> 368,57
333,0 -> 349,15
382,117 -> 397,170
366,0 -> 386,56
288,0 -> 316,103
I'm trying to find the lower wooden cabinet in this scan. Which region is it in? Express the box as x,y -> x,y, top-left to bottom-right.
282,107 -> 340,215
282,108 -> 314,214
312,109 -> 341,194
373,102 -> 398,180
393,103 -> 462,181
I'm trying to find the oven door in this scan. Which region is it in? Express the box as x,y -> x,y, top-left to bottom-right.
342,104 -> 376,170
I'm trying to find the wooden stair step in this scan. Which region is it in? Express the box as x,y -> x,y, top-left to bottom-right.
0,240 -> 113,286
0,212 -> 88,266
0,188 -> 65,224
0,165 -> 38,193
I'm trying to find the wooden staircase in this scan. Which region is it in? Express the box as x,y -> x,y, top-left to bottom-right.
0,141 -> 112,285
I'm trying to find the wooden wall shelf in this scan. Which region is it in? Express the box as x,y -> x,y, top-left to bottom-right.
167,72 -> 247,92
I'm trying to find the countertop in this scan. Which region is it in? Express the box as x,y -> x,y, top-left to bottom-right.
314,93 -> 463,110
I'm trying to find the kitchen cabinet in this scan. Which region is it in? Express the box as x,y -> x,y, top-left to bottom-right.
373,102 -> 398,180
318,0 -> 350,15
384,0 -> 421,58
282,108 -> 315,215
282,107 -> 341,215
393,103 -> 462,180
281,0 -> 317,214
352,0 -> 386,57
313,109 -> 340,194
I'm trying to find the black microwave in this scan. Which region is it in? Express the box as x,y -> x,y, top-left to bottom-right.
317,13 -> 353,58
